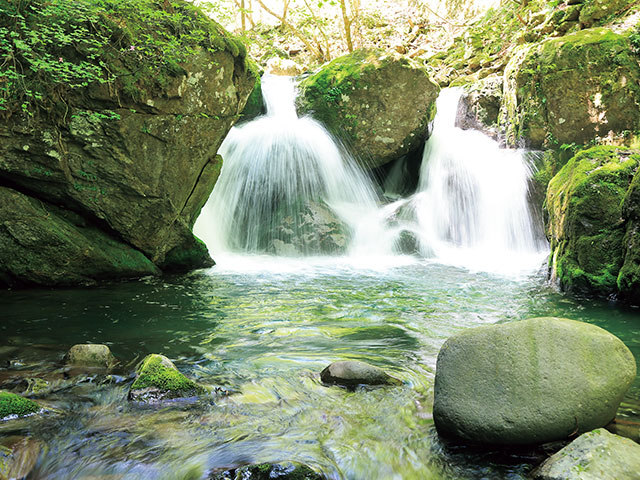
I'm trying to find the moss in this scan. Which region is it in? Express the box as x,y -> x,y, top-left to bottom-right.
0,392 -> 40,419
507,28 -> 640,148
131,354 -> 203,394
0,0 -> 248,118
546,146 -> 640,296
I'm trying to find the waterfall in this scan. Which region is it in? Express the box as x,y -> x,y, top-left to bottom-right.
194,74 -> 381,259
195,80 -> 547,274
408,88 -> 548,273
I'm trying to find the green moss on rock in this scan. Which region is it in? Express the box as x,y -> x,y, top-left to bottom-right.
129,354 -> 205,402
503,28 -> 640,148
545,146 -> 640,297
297,49 -> 439,169
0,392 -> 40,419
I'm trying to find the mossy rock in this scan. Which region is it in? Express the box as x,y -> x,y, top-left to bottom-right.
433,317 -> 636,445
129,354 -> 205,402
0,436 -> 41,480
502,28 -> 640,148
0,187 -> 160,287
0,0 -> 257,285
0,392 -> 41,420
545,146 -> 640,297
297,49 -> 440,169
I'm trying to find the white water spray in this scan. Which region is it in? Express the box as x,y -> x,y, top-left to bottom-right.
194,75 -> 381,259
408,88 -> 548,273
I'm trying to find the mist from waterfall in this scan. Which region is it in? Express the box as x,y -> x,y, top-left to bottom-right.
195,78 -> 548,275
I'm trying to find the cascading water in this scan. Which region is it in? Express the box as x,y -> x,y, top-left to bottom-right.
196,79 -> 547,274
194,74 -> 382,261
406,88 -> 548,273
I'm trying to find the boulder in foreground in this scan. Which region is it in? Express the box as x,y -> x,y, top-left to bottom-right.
433,317 -> 636,445
533,428 -> 640,480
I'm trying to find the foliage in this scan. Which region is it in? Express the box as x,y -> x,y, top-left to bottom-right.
0,0 -> 245,119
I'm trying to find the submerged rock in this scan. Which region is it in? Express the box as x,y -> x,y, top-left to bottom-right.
211,463 -> 324,480
533,429 -> 640,480
0,392 -> 41,420
297,49 -> 440,169
433,317 -> 636,445
128,354 -> 205,402
0,436 -> 41,480
0,0 -> 257,286
269,200 -> 349,256
320,360 -> 400,388
64,344 -> 116,369
545,146 -> 640,301
502,28 -> 640,148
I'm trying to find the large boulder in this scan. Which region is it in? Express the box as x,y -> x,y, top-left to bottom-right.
0,0 -> 256,286
502,28 -> 640,148
433,317 -> 636,445
545,146 -> 640,301
296,49 -> 440,169
533,428 -> 640,480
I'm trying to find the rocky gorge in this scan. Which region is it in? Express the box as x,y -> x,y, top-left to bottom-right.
1,0 -> 640,478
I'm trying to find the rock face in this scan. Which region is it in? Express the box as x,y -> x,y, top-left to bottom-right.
64,344 -> 116,369
456,75 -> 503,140
0,0 -> 256,287
129,354 -> 205,402
320,360 -> 399,387
0,392 -> 40,419
433,317 -> 636,445
533,429 -> 640,480
545,146 -> 640,302
297,49 -> 440,169
502,28 -> 640,148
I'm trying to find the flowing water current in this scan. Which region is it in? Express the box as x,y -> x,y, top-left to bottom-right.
0,77 -> 638,479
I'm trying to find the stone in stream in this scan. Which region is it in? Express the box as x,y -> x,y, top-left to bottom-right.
64,344 -> 116,369
128,354 -> 205,403
532,428 -> 640,480
0,436 -> 42,480
0,392 -> 41,420
433,317 -> 636,445
211,462 -> 324,480
320,360 -> 400,388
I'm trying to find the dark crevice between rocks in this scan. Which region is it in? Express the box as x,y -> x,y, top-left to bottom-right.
372,143 -> 425,200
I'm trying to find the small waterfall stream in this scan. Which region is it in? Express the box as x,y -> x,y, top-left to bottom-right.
196,78 -> 547,274
194,75 -> 381,259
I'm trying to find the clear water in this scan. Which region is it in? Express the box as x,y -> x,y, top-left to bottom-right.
0,262 -> 638,479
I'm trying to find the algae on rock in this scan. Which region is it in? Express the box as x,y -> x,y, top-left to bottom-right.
129,354 -> 205,402
297,49 -> 439,170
